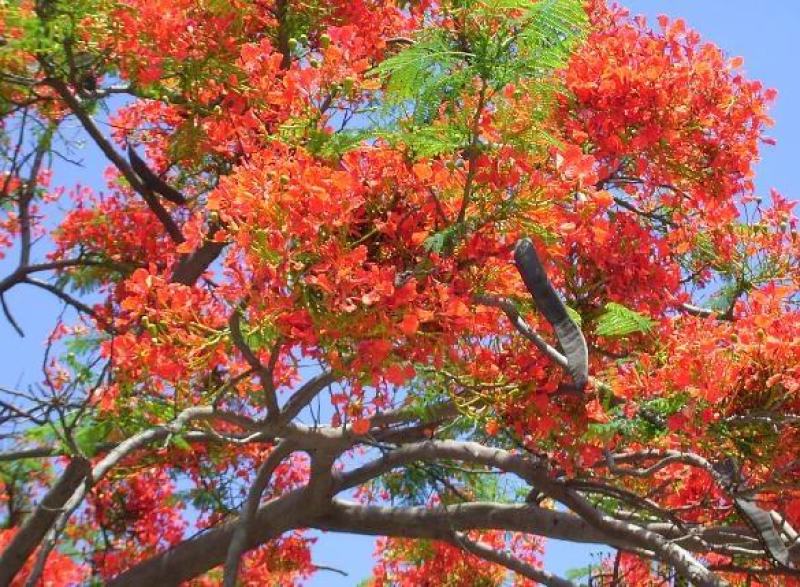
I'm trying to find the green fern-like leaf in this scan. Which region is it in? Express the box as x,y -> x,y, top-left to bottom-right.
372,30 -> 465,120
372,0 -> 587,130
595,303 -> 655,337
565,565 -> 596,581
486,0 -> 588,86
423,224 -> 463,254
378,124 -> 469,158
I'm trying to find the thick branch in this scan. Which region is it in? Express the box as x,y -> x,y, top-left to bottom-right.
335,439 -> 545,492
112,447 -> 339,585
314,500 -> 688,551
280,371 -> 336,422
0,457 -> 90,584
555,487 -> 727,587
171,240 -> 226,285
109,479 -> 765,586
114,498 -> 614,585
109,489 -> 308,586
335,440 -> 727,586
23,407 -> 226,583
127,145 -> 187,205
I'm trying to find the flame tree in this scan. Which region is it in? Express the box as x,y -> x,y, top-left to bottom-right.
1,0 -> 799,585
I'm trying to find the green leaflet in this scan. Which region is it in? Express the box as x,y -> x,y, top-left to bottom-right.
595,302 -> 655,337
373,30 -> 463,107
169,434 -> 192,452
423,223 -> 464,255
74,418 -> 112,456
565,565 -> 596,581
371,0 -> 587,136
376,125 -> 470,158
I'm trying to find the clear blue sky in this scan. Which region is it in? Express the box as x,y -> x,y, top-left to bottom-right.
1,2 -> 798,584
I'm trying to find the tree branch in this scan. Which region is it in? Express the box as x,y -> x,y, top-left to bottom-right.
23,277 -> 101,320
280,371 -> 336,423
171,239 -> 226,285
229,310 -> 280,417
45,77 -> 184,243
0,457 -> 90,585
475,293 -> 616,399
449,531 -> 577,587
222,441 -> 295,586
107,476 -> 767,586
333,440 -> 727,586
474,294 -> 569,370
22,407 -> 226,584
111,446 -> 339,586
109,488 -> 308,586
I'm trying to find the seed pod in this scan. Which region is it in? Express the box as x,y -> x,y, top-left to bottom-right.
734,496 -> 791,567
514,238 -> 588,391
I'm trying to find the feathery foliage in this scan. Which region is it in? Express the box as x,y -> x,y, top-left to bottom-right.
595,302 -> 655,337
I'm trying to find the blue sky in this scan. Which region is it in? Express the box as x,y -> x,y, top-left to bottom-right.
1,1 -> 798,584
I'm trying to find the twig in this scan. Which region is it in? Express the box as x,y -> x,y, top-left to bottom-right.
450,531 -> 577,587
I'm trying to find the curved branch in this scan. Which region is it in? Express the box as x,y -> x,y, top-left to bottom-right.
111,447 -> 340,586
23,407 -> 226,584
1,293 -> 24,336
280,371 -> 336,423
127,145 -> 187,205
474,294 -> 568,370
335,439 -> 546,492
223,441 -> 295,586
450,531 -> 577,587
606,450 -> 795,568
108,487 -> 765,585
109,488 -> 308,586
0,457 -> 90,585
171,240 -> 227,285
229,310 -> 280,417
0,430 -> 269,464
604,449 -> 716,479
555,487 -> 726,587
45,78 -> 184,243
313,500 -> 749,556
23,278 -> 101,320
334,440 -> 727,586
113,498 -> 616,585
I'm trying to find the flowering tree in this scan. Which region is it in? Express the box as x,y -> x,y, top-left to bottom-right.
1,0 -> 798,585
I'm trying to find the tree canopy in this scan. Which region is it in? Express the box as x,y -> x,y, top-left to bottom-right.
1,0 -> 799,585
